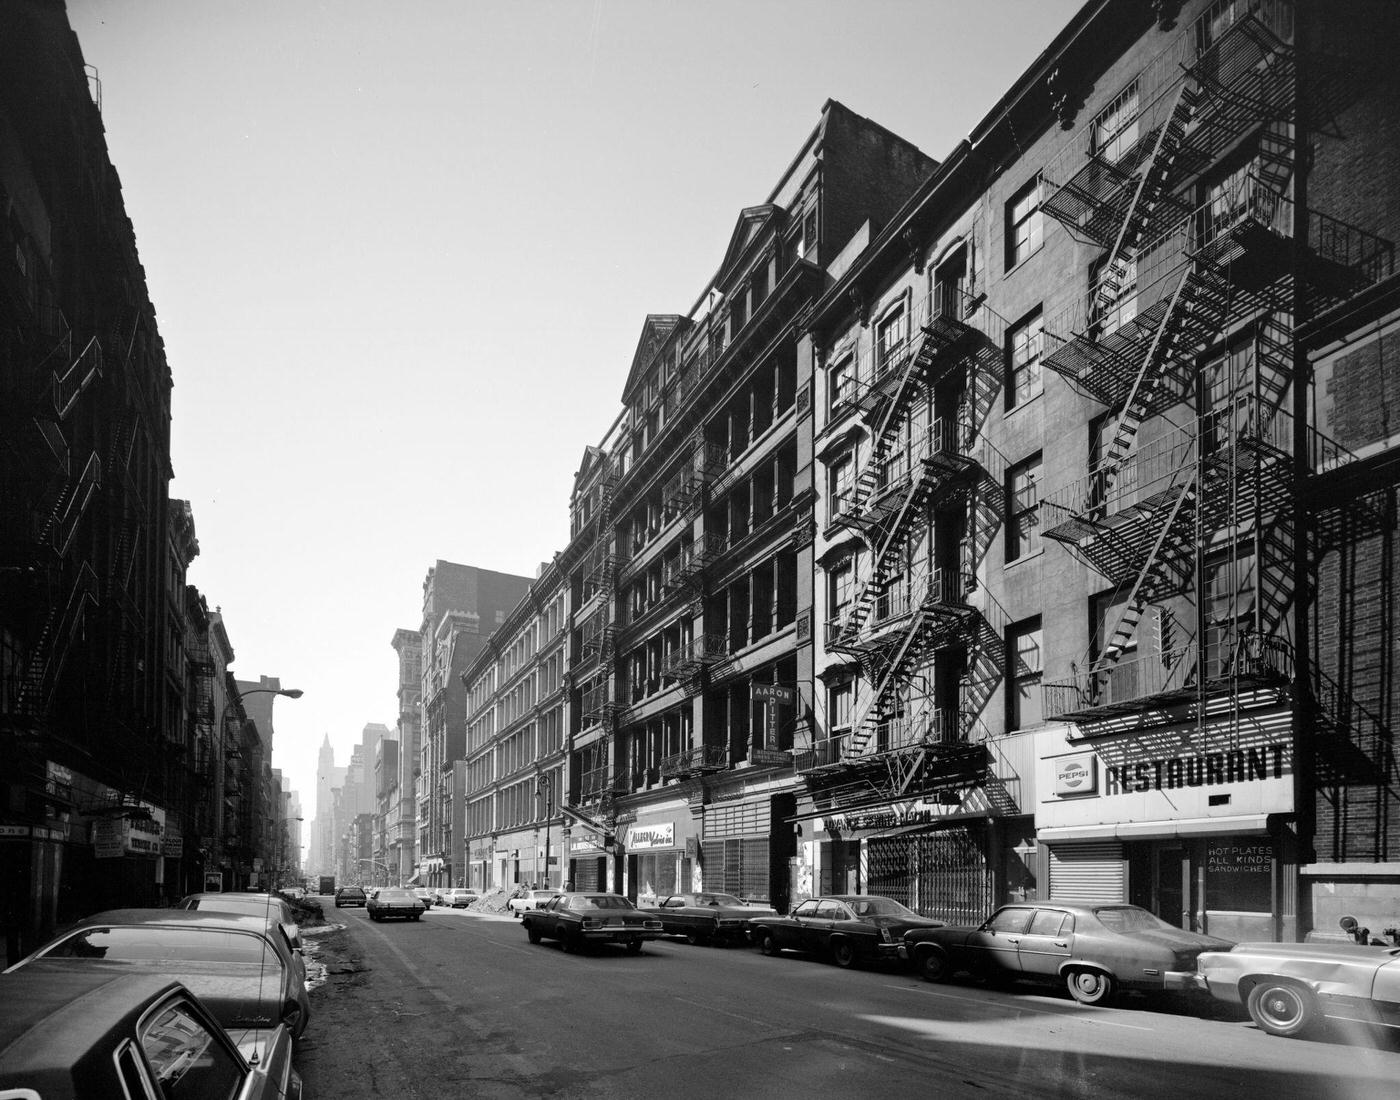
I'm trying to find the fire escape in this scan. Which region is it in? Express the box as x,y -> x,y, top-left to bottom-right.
1035,7 -> 1393,738
801,285 -> 1016,816
3,308 -> 105,730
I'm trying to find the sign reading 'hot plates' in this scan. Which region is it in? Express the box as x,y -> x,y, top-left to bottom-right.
1054,754 -> 1097,796
628,823 -> 675,850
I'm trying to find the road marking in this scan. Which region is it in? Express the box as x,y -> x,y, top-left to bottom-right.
669,994 -> 787,1030
889,984 -> 1153,1030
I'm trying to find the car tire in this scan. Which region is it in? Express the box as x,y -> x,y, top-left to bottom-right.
830,938 -> 857,969
527,925 -> 542,945
1066,968 -> 1115,1006
685,929 -> 706,946
626,939 -> 643,955
412,914 -> 421,921
1247,981 -> 1319,1038
918,947 -> 951,983
759,930 -> 779,957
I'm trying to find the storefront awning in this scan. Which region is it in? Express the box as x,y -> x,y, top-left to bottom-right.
405,874 -> 422,885
1038,814 -> 1273,843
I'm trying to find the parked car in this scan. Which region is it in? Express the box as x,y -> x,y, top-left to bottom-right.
1196,940 -> 1400,1037
902,902 -> 1232,1005
507,888 -> 557,918
749,895 -> 944,969
334,885 -> 367,908
177,891 -> 305,970
3,908 -> 312,1039
435,888 -> 478,909
432,888 -> 453,906
367,887 -> 427,922
413,887 -> 437,908
522,892 -> 664,954
0,969 -> 302,1100
645,892 -> 779,945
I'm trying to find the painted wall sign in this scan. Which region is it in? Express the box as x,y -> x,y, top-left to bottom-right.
628,823 -> 675,850
1035,713 -> 1295,829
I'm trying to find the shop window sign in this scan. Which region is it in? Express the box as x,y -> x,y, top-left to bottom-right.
1204,840 -> 1272,912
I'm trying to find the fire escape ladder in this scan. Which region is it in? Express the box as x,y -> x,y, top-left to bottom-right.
16,562 -> 99,717
845,602 -> 936,758
52,335 -> 105,420
836,470 -> 934,644
37,451 -> 102,557
1095,81 -> 1200,317
1094,472 -> 1197,672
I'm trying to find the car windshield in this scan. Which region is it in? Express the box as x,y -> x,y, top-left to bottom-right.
378,889 -> 415,900
696,894 -> 744,906
42,927 -> 272,964
1093,906 -> 1176,933
846,897 -> 920,919
568,895 -> 634,910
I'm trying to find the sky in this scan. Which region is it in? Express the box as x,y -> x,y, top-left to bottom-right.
65,0 -> 1087,840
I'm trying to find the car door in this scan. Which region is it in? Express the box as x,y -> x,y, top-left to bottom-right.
1015,908 -> 1074,978
804,901 -> 844,952
966,906 -> 1034,976
782,899 -> 822,948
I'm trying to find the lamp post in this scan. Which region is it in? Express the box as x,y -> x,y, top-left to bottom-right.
536,774 -> 554,890
216,685 -> 303,890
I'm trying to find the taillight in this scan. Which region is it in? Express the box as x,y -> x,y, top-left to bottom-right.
582,917 -> 603,929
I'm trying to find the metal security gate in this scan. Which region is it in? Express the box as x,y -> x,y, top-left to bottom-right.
701,838 -> 769,901
1048,842 -> 1126,903
869,828 -> 993,923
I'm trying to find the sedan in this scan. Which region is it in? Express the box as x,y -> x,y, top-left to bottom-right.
506,889 -> 558,918
902,902 -> 1232,1005
367,887 -> 427,922
440,888 -> 480,909
3,908 -> 311,1039
1197,941 -> 1400,1037
646,892 -> 779,945
749,895 -> 944,968
522,893 -> 664,954
334,886 -> 367,908
0,970 -> 302,1100
177,891 -> 304,967
413,888 -> 437,908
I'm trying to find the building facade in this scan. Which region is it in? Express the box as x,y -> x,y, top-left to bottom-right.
801,0 -> 1399,939
416,561 -> 532,888
558,100 -> 937,907
389,628 -> 422,886
460,562 -> 570,893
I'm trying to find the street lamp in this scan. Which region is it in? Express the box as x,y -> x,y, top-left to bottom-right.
536,774 -> 554,890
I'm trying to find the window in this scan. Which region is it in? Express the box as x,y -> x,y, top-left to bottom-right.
1007,618 -> 1044,730
827,556 -> 855,631
1007,310 -> 1043,409
828,679 -> 853,732
800,206 -> 818,259
1007,454 -> 1041,561
829,354 -> 856,416
876,306 -> 908,372
828,452 -> 854,518
1090,251 -> 1137,334
1091,80 -> 1140,164
1006,176 -> 1043,268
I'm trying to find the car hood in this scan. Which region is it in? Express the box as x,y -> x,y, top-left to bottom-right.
21,959 -> 287,1030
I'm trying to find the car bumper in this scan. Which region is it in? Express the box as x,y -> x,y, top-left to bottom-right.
579,929 -> 664,942
1161,969 -> 1203,992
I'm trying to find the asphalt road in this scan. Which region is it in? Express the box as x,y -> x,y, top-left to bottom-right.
294,901 -> 1400,1099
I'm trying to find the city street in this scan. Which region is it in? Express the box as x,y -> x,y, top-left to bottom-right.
296,902 -> 1400,1099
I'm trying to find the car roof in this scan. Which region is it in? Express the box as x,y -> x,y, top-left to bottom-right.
76,908 -> 278,932
0,970 -> 186,1068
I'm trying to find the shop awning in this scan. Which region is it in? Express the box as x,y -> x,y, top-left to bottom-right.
1037,814 -> 1273,843
405,874 -> 421,885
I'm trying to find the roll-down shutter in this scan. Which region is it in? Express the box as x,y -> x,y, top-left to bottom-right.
1048,842 -> 1125,904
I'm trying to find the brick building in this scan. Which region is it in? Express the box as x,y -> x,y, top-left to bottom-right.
801,0 -> 1399,940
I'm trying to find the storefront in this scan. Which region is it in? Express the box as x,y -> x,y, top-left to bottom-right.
566,834 -> 610,892
700,792 -> 797,909
621,807 -> 698,905
1036,709 -> 1296,941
